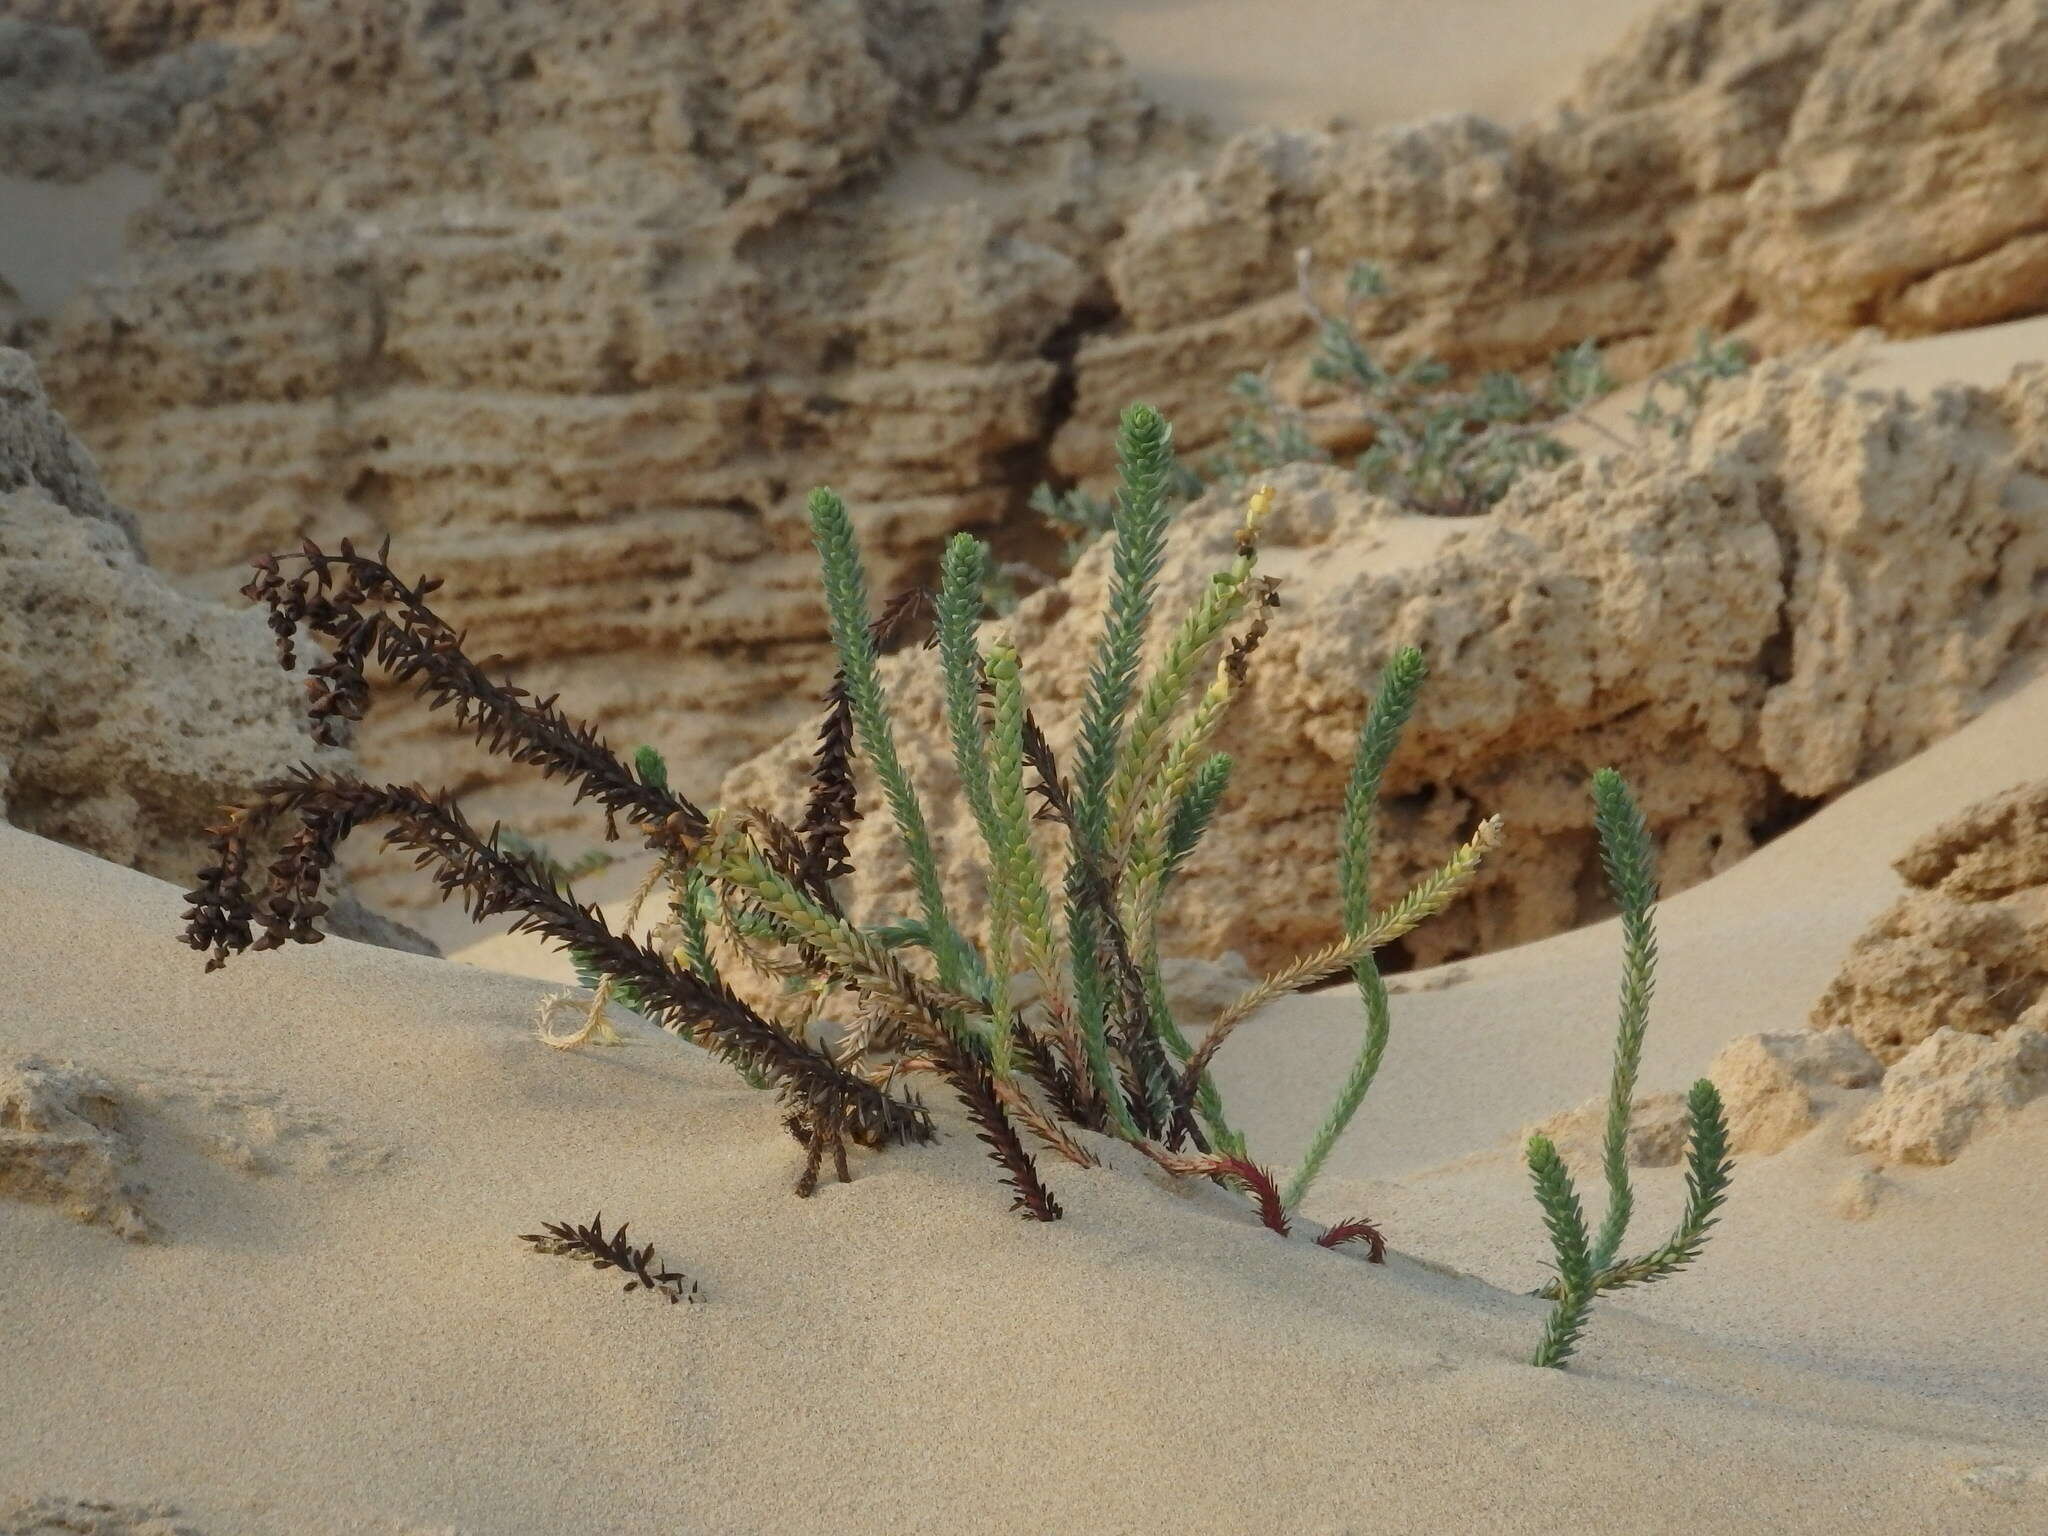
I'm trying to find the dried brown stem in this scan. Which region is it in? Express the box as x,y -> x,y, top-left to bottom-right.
520,1212 -> 704,1303
182,769 -> 932,1167
242,540 -> 707,860
796,585 -> 937,907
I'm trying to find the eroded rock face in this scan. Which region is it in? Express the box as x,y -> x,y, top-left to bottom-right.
0,345 -> 137,543
723,356 -> 2048,975
15,0 -> 2048,928
0,348 -> 434,954
0,13 -> 231,183
23,0 -> 1210,866
1052,0 -> 2048,482
1811,778 -> 2048,1063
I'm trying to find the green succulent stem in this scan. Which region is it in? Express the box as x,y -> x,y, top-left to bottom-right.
670,868 -> 716,980
982,643 -> 1071,1007
1526,1134 -> 1597,1368
1533,1077 -> 1734,1300
808,488 -> 976,994
937,534 -> 1019,1075
1285,646 -> 1426,1211
1163,751 -> 1232,882
1063,404 -> 1181,1136
1588,767 -> 1659,1273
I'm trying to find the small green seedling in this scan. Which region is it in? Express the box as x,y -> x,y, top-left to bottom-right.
1524,770 -> 1736,1368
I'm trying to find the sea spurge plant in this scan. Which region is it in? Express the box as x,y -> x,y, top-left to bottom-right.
181,403 -> 1731,1372
1524,769 -> 1736,1368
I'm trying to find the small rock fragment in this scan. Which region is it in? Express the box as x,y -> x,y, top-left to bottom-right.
0,1058 -> 153,1240
1847,1024 -> 2048,1166
1829,1167 -> 1889,1221
1707,1027 -> 1884,1157
1523,1093 -> 1693,1170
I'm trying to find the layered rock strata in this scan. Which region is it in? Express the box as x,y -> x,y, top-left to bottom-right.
22,1 -> 1210,838
10,0 -> 2047,936
1052,0 -> 2048,477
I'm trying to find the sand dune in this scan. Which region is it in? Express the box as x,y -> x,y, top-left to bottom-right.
3,633 -> 2045,1536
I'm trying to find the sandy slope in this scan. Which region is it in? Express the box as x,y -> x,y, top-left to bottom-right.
1034,0 -> 1670,131
8,0 -> 2047,1524
3,691 -> 2047,1532
1242,658 -> 2048,1413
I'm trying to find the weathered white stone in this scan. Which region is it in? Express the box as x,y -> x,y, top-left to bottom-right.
1848,1024 -> 2048,1166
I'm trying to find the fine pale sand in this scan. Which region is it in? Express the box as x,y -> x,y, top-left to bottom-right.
1034,0 -> 1671,130
7,348 -> 2048,1532
9,0 -> 2048,1515
4,667 -> 2046,1535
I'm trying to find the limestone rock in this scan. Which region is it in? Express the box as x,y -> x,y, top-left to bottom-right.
1808,781 -> 2048,1164
1054,0 -> 2048,483
1811,779 -> 2048,1063
0,348 -> 435,955
1732,0 -> 2048,336
724,356 -> 2048,974
15,1 -> 2048,947
1523,1092 -> 1693,1171
1846,1022 -> 2048,1166
0,15 -> 232,182
0,1057 -> 151,1240
1892,776 -> 2048,903
1705,1027 -> 1882,1157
